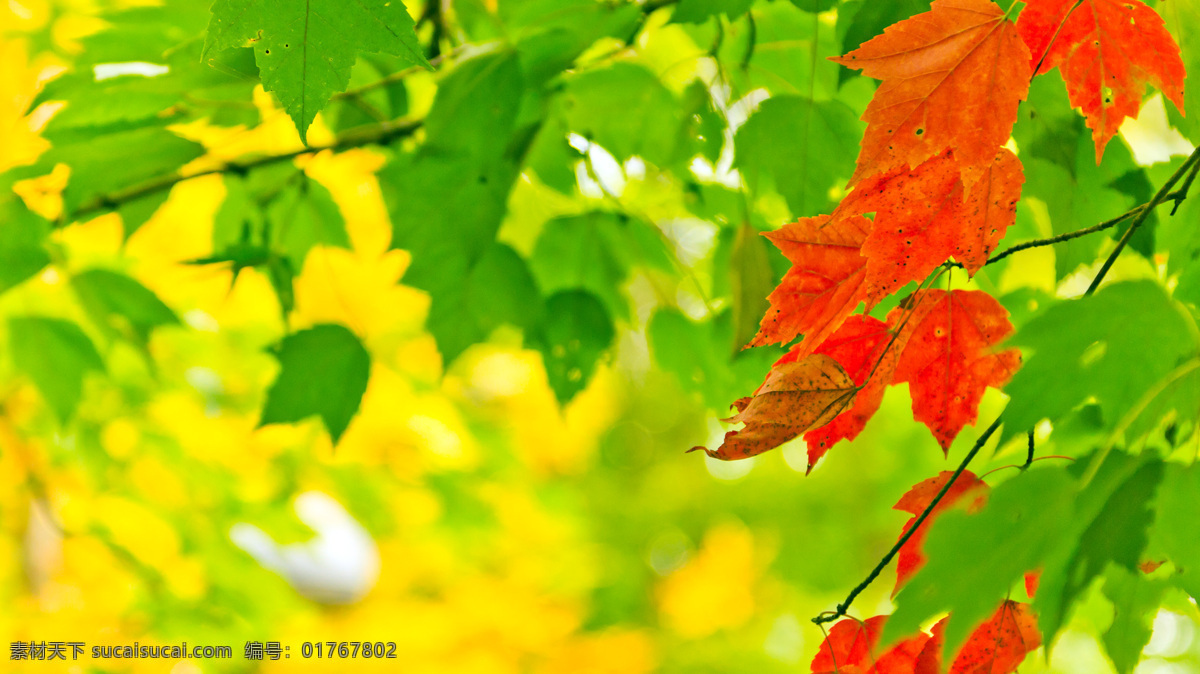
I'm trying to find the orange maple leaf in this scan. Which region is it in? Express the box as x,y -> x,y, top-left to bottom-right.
888,290 -> 1021,450
750,214 -> 871,355
836,149 -> 1023,304
813,616 -> 931,674
1017,0 -> 1186,163
832,0 -> 1030,187
689,354 -> 856,461
893,470 -> 989,594
801,315 -> 897,472
918,601 -> 1042,674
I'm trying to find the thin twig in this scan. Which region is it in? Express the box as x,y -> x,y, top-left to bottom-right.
1085,146 -> 1200,296
938,181 -> 1193,269
63,118 -> 423,225
1171,158 -> 1200,215
812,415 -> 1003,626
983,202 -> 1150,265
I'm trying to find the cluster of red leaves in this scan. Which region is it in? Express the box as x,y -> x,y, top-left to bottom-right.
812,604 -> 1040,674
814,472 -> 1042,674
693,0 -> 1185,465
695,288 -> 1020,470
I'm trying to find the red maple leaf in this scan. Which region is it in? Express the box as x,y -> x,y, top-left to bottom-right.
1017,0 -> 1186,162
801,315 -> 896,472
750,214 -> 871,354
689,354 -> 856,460
832,0 -> 1030,187
916,602 -> 1040,674
813,616 -> 930,674
1024,570 -> 1041,599
893,470 -> 990,594
888,290 -> 1021,450
836,150 -> 1023,304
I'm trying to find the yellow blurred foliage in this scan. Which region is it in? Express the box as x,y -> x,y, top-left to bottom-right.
658,521 -> 759,639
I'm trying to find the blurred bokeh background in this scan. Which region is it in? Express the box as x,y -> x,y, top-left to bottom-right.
3,0 -> 1200,672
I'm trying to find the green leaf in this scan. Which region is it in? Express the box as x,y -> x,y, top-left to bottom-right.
31,1 -> 260,136
1120,357 -> 1200,447
41,1 -> 210,66
8,317 -> 104,423
788,0 -> 838,13
531,291 -> 615,403
1011,72 -> 1087,172
260,324 -> 371,443
1155,462 -> 1200,600
531,212 -> 669,320
648,308 -> 783,411
71,268 -> 179,344
464,243 -> 543,335
267,177 -> 351,270
1033,452 -> 1164,646
730,222 -> 773,352
680,79 -> 725,165
525,112 -> 582,194
38,126 -> 204,229
716,2 -> 840,98
1003,281 -> 1198,446
1014,75 -> 1147,278
885,466 -> 1076,656
382,50 -> 527,363
838,0 -> 931,56
37,42 -> 260,136
734,95 -> 862,215
561,63 -> 681,166
504,0 -> 641,84
1163,0 -> 1200,143
0,194 -> 50,294
672,0 -> 755,24
203,0 -> 430,141
1101,565 -> 1168,674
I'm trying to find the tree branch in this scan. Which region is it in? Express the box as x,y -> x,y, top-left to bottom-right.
64,117 -> 423,225
1085,146 -> 1200,296
62,0 -> 680,226
981,198 -> 1154,265
812,415 -> 1003,626
943,154 -> 1199,269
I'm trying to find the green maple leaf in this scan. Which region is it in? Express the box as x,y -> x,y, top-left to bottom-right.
203,0 -> 431,141
260,324 -> 371,443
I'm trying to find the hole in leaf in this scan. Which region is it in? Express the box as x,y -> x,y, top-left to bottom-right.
915,128 -> 924,136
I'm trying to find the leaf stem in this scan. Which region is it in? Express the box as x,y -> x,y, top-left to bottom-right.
1029,0 -> 1084,78
812,415 -> 1003,626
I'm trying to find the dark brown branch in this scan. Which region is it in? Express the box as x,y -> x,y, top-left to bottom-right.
1171,157 -> 1200,216
1085,146 -> 1200,296
64,117 -> 423,225
64,0 -> 680,226
982,200 -> 1152,265
812,415 -> 1003,626
942,179 -> 1194,268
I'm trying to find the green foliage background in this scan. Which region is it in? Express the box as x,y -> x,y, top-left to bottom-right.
1,0 -> 1200,672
